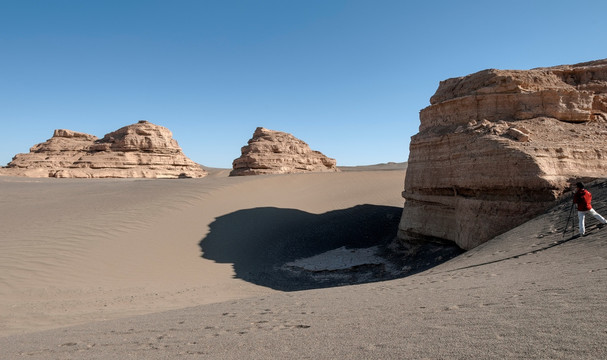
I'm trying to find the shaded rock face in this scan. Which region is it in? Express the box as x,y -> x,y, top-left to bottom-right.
399,59 -> 607,250
3,121 -> 207,178
230,127 -> 339,176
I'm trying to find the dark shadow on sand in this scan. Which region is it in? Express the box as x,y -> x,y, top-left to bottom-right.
199,205 -> 463,291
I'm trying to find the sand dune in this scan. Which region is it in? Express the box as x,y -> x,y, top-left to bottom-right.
1,171 -> 606,358
0,169 -> 406,336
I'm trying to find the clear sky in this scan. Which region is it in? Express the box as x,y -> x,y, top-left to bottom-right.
1,0 -> 606,168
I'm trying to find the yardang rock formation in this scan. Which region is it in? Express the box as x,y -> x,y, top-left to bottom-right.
2,121 -> 207,178
399,59 -> 607,250
230,127 -> 339,176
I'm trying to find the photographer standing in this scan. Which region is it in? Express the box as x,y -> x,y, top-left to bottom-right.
573,182 -> 607,236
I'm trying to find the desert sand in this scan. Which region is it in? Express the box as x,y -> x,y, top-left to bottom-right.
0,168 -> 406,335
1,169 -> 606,359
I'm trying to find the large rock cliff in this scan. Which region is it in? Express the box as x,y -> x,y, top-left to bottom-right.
3,121 -> 207,178
230,127 -> 339,176
399,59 -> 607,250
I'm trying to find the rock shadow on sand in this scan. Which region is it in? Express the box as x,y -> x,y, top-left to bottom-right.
200,205 -> 463,291
200,205 -> 405,291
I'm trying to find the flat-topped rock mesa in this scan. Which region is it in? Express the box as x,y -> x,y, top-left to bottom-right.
399,59 -> 607,250
230,127 -> 339,176
3,121 -> 207,178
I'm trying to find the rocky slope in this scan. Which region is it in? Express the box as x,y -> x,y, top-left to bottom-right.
399,59 -> 607,250
230,127 -> 339,176
2,121 -> 207,178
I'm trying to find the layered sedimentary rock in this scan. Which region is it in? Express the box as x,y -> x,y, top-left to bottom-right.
230,127 -> 339,176
3,121 -> 207,178
399,59 -> 607,250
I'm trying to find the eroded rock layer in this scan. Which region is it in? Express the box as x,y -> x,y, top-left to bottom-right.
3,121 -> 207,178
230,127 -> 339,176
399,59 -> 607,250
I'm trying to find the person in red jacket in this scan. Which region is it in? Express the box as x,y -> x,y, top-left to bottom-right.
573,182 -> 607,236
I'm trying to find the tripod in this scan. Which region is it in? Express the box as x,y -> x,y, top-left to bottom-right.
563,202 -> 575,239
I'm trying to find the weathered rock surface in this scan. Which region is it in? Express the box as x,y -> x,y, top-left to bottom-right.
399,59 -> 607,250
230,127 -> 339,176
2,121 -> 207,178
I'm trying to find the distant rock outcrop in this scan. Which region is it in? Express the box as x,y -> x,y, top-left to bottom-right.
399,59 -> 607,250
230,127 -> 339,176
2,121 -> 207,178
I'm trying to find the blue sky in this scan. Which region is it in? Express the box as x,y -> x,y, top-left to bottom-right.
1,0 -> 606,168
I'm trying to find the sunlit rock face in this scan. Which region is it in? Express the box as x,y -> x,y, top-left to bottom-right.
3,121 -> 207,178
399,59 -> 607,250
230,127 -> 339,176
